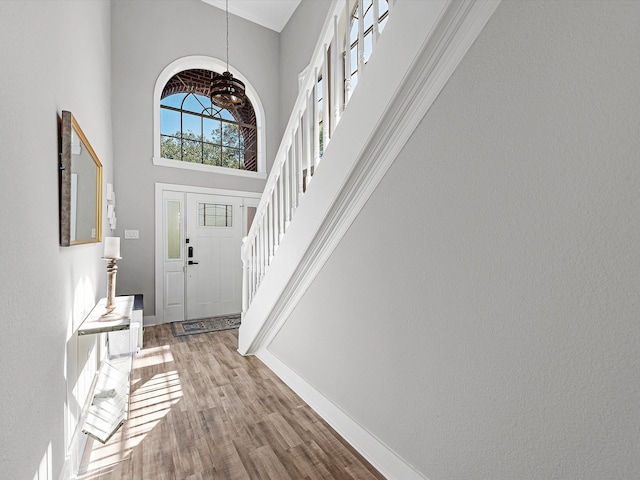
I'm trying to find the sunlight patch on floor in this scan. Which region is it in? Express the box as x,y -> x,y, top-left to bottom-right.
131,344 -> 174,368
77,345 -> 182,476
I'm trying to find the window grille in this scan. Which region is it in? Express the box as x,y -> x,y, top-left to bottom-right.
160,69 -> 258,171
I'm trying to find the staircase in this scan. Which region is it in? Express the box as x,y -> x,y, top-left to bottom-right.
238,0 -> 500,355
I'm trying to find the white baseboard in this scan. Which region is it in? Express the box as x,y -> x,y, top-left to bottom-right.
256,347 -> 427,480
143,315 -> 158,326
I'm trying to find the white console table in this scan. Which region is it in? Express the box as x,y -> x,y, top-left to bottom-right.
77,295 -> 138,444
78,296 -> 134,336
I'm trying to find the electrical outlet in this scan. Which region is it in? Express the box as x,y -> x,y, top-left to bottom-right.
124,230 -> 139,239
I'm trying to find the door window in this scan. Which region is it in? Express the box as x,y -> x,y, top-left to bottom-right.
198,203 -> 233,227
166,200 -> 182,260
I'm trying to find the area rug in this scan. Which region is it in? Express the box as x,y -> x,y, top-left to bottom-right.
172,314 -> 241,337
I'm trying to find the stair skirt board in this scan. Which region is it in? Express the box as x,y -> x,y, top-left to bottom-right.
256,347 -> 428,480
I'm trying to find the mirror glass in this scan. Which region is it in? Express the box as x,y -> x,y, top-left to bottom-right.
60,111 -> 103,246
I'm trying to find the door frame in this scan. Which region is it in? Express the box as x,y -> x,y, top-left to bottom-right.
154,182 -> 261,325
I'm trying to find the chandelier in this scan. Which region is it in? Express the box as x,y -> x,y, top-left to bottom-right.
210,0 -> 247,110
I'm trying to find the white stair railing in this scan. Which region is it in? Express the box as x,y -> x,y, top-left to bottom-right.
241,0 -> 395,316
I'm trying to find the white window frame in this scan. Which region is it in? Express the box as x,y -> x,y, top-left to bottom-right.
153,55 -> 267,179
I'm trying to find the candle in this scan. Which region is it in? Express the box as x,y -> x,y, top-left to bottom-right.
104,236 -> 121,259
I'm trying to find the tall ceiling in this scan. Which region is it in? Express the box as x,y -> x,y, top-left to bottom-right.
201,0 -> 302,32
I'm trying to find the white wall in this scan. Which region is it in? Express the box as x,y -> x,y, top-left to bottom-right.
111,0 -> 279,317
268,1 -> 640,478
0,1 -> 112,478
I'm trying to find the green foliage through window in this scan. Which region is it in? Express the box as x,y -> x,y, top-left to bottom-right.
160,91 -> 257,171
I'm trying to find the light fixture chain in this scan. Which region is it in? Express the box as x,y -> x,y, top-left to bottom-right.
210,0 -> 246,110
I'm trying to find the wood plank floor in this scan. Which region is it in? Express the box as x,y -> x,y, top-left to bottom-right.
77,323 -> 385,480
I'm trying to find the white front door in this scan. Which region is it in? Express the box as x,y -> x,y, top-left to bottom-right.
184,193 -> 243,319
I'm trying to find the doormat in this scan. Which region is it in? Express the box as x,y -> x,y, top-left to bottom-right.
172,314 -> 241,337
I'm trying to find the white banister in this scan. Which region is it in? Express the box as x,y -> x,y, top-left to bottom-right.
270,184 -> 277,255
284,145 -> 292,230
260,214 -> 266,277
304,91 -> 313,190
357,0 -> 364,76
373,0 -> 380,46
295,122 -> 303,200
241,0 -> 395,317
241,237 -> 249,314
239,0 -> 502,360
344,2 -> 352,103
258,221 -> 262,281
272,177 -> 280,249
291,128 -> 299,214
312,67 -> 320,169
331,14 -> 342,132
277,170 -> 285,242
261,216 -> 266,273
251,241 -> 257,300
267,190 -> 274,262
272,186 -> 278,255
322,49 -> 330,155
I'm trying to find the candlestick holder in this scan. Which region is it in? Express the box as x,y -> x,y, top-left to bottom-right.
100,256 -> 122,320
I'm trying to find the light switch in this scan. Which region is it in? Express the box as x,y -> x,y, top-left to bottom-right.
124,230 -> 139,239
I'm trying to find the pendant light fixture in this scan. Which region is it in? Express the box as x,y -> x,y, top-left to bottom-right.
210,0 -> 247,110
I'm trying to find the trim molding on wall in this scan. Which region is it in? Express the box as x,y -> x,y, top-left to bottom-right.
257,347 -> 428,479
152,156 -> 268,179
239,0 -> 502,355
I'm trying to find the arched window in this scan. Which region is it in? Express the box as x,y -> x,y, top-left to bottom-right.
160,69 -> 257,171
153,56 -> 266,178
347,0 -> 389,91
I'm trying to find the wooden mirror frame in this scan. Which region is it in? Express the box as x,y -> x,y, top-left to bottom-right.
59,111 -> 103,246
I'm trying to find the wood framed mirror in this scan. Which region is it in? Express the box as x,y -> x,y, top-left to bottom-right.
59,111 -> 103,246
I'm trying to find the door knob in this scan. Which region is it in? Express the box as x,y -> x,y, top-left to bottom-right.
188,260 -> 199,265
